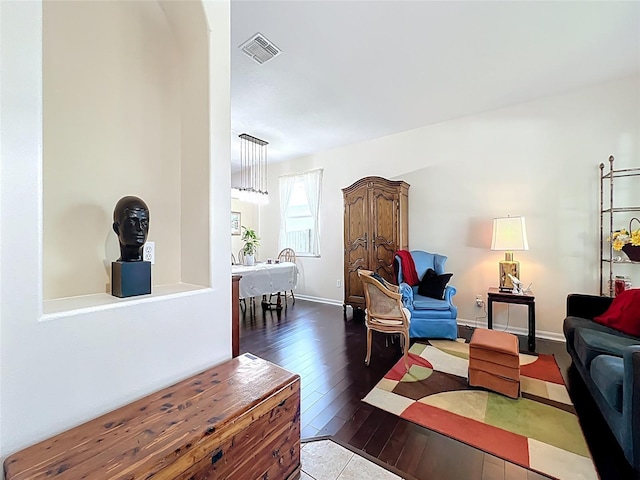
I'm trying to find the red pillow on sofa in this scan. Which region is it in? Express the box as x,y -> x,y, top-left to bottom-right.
593,288 -> 640,337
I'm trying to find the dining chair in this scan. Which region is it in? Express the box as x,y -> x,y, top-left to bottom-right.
278,247 -> 296,263
234,250 -> 255,312
358,269 -> 411,372
277,248 -> 296,304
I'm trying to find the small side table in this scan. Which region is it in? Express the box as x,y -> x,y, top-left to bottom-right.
487,287 -> 536,352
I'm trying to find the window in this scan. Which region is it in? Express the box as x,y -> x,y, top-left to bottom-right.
279,169 -> 322,256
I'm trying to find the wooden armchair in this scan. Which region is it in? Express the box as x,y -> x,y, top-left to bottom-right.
358,269 -> 410,372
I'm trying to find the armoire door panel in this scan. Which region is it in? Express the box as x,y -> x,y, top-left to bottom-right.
345,258 -> 366,305
371,189 -> 398,244
343,186 -> 368,308
370,188 -> 398,283
371,245 -> 397,283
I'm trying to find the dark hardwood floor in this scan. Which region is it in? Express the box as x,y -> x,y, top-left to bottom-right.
238,299 -> 637,480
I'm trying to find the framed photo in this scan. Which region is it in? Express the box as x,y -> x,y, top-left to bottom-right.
231,211 -> 241,236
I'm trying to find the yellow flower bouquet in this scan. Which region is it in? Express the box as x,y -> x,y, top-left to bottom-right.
610,218 -> 640,261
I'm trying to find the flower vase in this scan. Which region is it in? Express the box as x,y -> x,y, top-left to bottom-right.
245,254 -> 255,266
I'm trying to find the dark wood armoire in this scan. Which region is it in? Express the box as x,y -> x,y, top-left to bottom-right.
342,176 -> 409,315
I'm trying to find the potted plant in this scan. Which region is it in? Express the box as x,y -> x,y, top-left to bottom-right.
241,226 -> 260,265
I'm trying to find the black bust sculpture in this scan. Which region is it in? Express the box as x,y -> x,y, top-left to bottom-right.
112,195 -> 149,262
111,196 -> 151,298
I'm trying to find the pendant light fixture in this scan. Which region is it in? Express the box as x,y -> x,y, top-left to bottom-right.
231,133 -> 269,205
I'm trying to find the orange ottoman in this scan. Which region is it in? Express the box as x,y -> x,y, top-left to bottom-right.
468,328 -> 520,399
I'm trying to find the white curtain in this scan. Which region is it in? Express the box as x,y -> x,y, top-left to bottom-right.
278,174 -> 296,251
303,169 -> 323,256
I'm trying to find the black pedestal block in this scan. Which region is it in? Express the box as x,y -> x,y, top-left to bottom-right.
112,261 -> 151,298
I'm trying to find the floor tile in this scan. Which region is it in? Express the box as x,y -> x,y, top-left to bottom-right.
337,454 -> 402,480
301,440 -> 353,480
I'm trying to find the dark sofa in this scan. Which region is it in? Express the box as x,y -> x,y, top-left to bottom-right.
563,293 -> 640,472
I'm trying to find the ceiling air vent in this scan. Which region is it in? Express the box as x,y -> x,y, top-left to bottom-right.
239,33 -> 281,65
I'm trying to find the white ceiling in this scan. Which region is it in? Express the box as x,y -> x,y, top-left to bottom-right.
230,1 -> 640,169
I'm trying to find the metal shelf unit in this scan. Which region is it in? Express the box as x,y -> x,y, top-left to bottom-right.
599,155 -> 640,296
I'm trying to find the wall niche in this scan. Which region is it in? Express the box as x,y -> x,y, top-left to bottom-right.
42,0 -> 210,314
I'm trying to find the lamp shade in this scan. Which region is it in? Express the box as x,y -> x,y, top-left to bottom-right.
491,216 -> 529,251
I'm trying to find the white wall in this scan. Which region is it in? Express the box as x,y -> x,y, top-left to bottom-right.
0,0 -> 231,460
261,75 -> 640,337
231,198 -> 259,260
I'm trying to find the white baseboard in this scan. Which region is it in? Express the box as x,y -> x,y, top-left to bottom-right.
291,298 -> 566,344
457,317 -> 565,343
295,294 -> 344,307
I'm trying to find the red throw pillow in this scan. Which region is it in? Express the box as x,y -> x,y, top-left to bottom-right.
593,289 -> 640,337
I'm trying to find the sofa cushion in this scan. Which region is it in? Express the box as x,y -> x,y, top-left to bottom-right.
417,268 -> 453,299
594,288 -> 640,336
574,327 -> 639,369
590,355 -> 624,413
412,292 -> 451,310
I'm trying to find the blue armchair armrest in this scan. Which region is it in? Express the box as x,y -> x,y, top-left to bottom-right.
444,285 -> 457,303
398,282 -> 414,309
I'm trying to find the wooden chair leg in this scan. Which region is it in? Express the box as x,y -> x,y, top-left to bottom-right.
365,328 -> 373,366
402,331 -> 410,372
290,290 -> 295,304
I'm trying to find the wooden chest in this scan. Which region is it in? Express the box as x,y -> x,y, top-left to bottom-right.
4,353 -> 301,480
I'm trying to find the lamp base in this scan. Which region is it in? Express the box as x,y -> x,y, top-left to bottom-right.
499,259 -> 520,291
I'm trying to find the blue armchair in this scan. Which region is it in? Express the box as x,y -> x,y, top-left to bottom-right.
395,250 -> 458,339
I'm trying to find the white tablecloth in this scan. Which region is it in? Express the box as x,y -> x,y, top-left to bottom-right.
231,262 -> 298,299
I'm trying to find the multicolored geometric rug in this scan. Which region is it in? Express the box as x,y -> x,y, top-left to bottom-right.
362,340 -> 598,480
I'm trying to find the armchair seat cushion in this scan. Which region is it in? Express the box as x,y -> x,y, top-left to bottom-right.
412,293 -> 451,311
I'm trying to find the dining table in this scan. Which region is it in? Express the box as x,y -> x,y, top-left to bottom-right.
231,261 -> 298,310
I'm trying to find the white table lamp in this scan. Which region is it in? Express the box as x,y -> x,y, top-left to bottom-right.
491,216 -> 529,292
